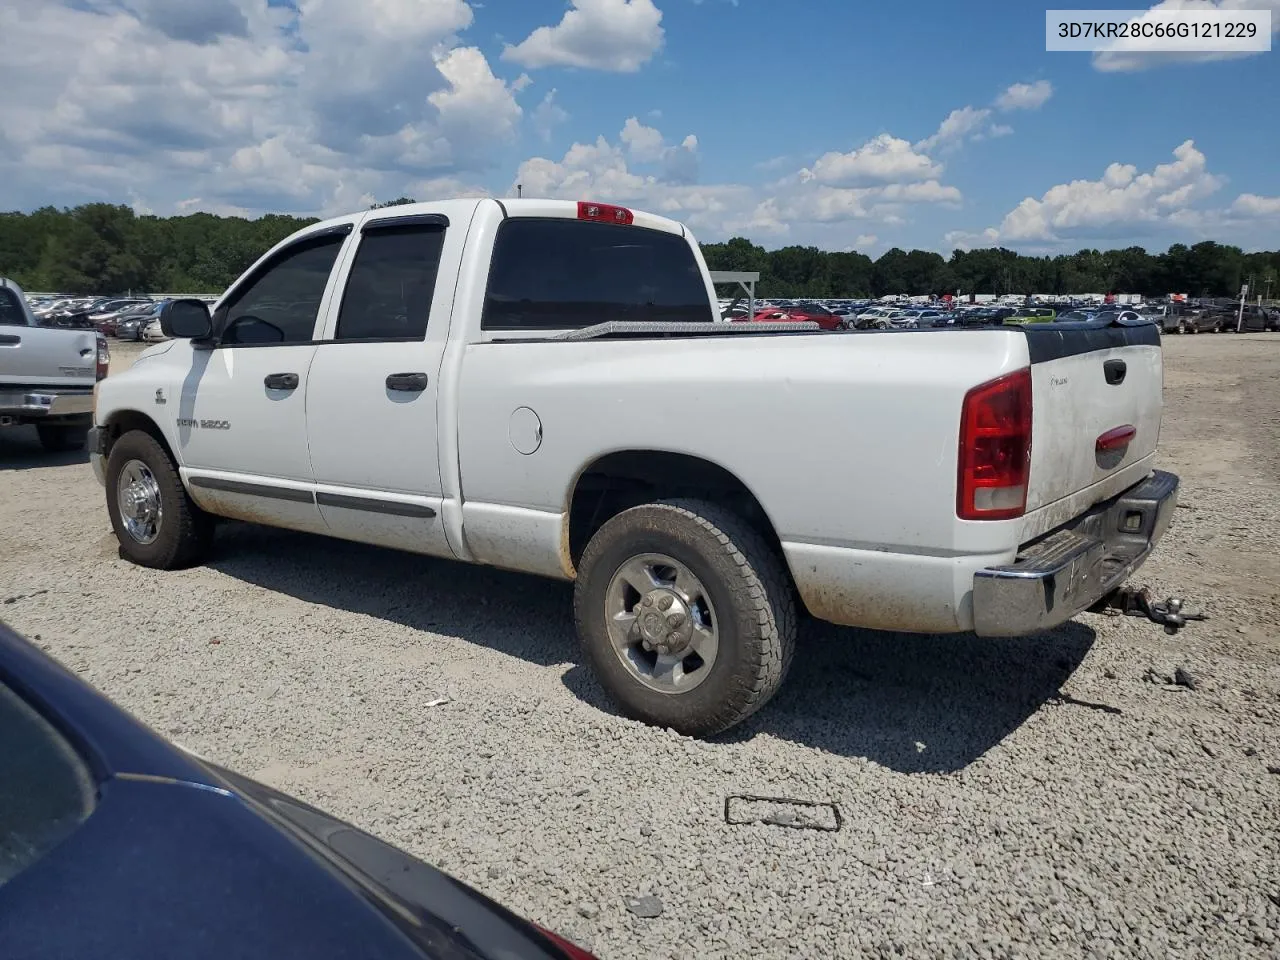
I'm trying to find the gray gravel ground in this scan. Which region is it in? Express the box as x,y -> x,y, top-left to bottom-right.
3,335 -> 1279,959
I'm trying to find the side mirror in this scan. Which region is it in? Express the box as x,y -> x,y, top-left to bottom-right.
160,299 -> 213,340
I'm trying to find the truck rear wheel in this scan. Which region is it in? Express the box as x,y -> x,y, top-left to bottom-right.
36,423 -> 87,452
574,499 -> 796,737
105,429 -> 213,569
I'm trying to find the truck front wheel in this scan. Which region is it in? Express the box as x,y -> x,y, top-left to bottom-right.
574,499 -> 796,737
105,429 -> 213,569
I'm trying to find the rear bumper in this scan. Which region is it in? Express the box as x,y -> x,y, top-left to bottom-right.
972,470 -> 1178,637
0,388 -> 94,420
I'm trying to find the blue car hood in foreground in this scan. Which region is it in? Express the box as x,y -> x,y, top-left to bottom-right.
0,625 -> 575,960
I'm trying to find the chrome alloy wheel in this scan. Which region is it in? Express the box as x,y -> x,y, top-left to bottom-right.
117,459 -> 163,545
604,553 -> 719,693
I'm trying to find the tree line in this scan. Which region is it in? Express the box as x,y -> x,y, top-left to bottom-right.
2,202 -> 1277,299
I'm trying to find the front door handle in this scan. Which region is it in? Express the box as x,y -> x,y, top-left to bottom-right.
264,373 -> 300,390
386,372 -> 428,392
0,334 -> 20,346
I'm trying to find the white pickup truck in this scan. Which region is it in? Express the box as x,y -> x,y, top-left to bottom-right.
1,277 -> 108,451
90,199 -> 1180,736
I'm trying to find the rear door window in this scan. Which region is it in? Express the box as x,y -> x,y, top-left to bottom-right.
1,682 -> 96,886
482,218 -> 714,331
335,223 -> 446,341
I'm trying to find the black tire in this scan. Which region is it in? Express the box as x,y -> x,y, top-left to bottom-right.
574,499 -> 796,737
36,423 -> 87,452
105,429 -> 213,569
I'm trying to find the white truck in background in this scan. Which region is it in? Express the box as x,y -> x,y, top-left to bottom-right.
0,278 -> 109,451
89,199 -> 1185,736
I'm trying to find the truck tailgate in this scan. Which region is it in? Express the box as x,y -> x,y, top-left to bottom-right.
1022,320 -> 1162,519
0,327 -> 99,387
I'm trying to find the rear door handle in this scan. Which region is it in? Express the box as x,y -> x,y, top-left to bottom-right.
1103,359 -> 1127,385
386,372 -> 429,392
264,373 -> 300,390
0,334 -> 20,346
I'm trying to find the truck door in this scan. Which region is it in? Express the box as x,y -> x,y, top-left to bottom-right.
304,214 -> 455,558
177,227 -> 349,534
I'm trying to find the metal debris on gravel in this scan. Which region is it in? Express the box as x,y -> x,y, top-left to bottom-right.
624,895 -> 663,919
724,796 -> 842,832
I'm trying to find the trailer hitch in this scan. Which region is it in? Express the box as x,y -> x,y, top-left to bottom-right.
1090,586 -> 1207,635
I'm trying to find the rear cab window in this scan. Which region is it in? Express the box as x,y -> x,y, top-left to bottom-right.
0,681 -> 96,886
481,218 -> 715,332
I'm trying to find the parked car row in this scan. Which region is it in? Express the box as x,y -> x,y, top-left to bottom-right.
25,293 -> 222,342
725,296 -> 1280,332
27,295 -> 154,330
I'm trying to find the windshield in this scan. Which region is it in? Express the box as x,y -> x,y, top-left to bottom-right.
0,682 -> 96,887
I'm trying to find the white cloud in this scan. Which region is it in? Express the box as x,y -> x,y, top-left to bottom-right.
965,140 -> 1226,245
532,89 -> 570,142
853,234 -> 878,249
620,117 -> 666,162
916,82 -> 1052,153
613,118 -> 701,183
1231,193 -> 1280,218
0,0 -> 522,217
501,0 -> 664,72
995,80 -> 1054,111
916,107 -> 992,152
1092,0 -> 1280,72
945,228 -> 1001,251
802,134 -> 943,187
512,117 -> 961,243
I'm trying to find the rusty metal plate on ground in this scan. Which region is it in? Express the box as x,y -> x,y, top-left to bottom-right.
724,795 -> 842,832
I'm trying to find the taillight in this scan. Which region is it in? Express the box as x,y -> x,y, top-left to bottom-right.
96,336 -> 110,381
957,368 -> 1032,521
1095,424 -> 1136,453
577,200 -> 633,225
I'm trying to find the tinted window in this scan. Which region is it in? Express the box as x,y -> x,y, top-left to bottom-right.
336,224 -> 445,341
482,219 -> 713,331
0,288 -> 27,326
1,682 -> 96,886
215,233 -> 345,345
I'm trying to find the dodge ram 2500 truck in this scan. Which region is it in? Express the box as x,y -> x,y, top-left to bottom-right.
1,277 -> 109,451
90,199 -> 1181,736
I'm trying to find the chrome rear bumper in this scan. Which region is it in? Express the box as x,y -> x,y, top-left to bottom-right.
0,388 -> 94,419
972,470 -> 1179,637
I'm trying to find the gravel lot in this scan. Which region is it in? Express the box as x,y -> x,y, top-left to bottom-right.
3,334 -> 1279,959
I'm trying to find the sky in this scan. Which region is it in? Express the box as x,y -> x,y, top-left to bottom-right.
1,0 -> 1278,256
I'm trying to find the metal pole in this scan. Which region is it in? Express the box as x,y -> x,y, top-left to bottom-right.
1237,283 -> 1248,333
